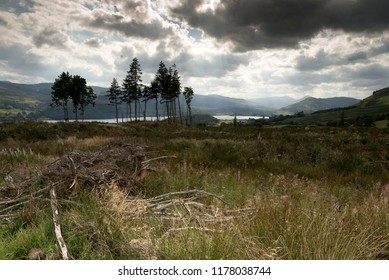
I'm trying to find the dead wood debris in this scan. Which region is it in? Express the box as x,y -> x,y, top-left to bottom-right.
126,189 -> 257,225
0,143 -> 149,221
41,143 -> 148,193
50,186 -> 69,260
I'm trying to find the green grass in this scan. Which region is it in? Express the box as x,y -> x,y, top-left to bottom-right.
0,122 -> 388,259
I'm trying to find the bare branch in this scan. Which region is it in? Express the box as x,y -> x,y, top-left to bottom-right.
50,187 -> 69,260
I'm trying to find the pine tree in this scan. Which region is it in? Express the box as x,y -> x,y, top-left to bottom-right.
171,64 -> 182,124
107,78 -> 122,123
122,58 -> 142,121
155,61 -> 170,121
150,79 -> 160,121
183,87 -> 194,125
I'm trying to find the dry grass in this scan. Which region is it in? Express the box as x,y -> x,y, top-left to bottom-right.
0,122 -> 388,259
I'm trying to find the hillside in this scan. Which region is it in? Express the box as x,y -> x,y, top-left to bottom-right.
0,81 -> 51,114
282,88 -> 389,126
277,96 -> 360,115
192,94 -> 273,115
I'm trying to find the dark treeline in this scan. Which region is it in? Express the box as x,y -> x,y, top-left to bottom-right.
51,72 -> 96,122
107,58 -> 194,124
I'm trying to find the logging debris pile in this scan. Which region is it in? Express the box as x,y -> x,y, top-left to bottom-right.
41,143 -> 148,193
0,143 -> 149,221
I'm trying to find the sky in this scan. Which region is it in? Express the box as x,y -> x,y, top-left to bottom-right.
0,0 -> 389,100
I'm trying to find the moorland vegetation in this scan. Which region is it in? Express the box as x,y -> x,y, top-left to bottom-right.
0,121 -> 388,259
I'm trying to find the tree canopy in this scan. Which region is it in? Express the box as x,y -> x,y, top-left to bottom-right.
51,72 -> 96,121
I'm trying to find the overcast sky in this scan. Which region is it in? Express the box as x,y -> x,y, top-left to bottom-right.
1,0 -> 389,99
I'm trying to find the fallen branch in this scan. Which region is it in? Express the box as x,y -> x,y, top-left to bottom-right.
67,155 -> 78,190
146,189 -> 228,205
161,226 -> 219,239
126,189 -> 256,226
0,185 -> 51,206
49,186 -> 69,260
142,156 -> 177,165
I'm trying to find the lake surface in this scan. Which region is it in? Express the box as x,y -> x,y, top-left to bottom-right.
45,115 -> 268,123
213,115 -> 269,120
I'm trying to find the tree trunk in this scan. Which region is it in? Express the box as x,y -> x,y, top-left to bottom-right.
63,103 -> 69,122
74,106 -> 78,122
177,95 -> 183,124
166,101 -> 170,123
155,98 -> 159,121
134,100 -> 138,122
143,100 -> 147,122
129,102 -> 132,121
114,96 -> 118,123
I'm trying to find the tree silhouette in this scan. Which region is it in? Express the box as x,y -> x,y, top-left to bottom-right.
183,87 -> 194,125
171,64 -> 182,124
51,72 -> 96,121
149,80 -> 160,121
79,86 -> 96,121
69,75 -> 88,121
51,72 -> 71,121
107,78 -> 122,123
153,61 -> 183,123
154,61 -> 170,121
122,58 -> 142,121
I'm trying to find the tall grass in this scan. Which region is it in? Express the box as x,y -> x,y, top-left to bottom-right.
0,122 -> 388,259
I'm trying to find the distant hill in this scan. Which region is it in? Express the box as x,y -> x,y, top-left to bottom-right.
280,88 -> 389,126
192,94 -> 273,115
277,97 -> 360,115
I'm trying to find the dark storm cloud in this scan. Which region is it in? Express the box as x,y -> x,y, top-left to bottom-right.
171,0 -> 389,51
85,11 -> 173,40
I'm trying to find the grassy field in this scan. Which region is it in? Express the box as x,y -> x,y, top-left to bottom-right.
0,121 -> 388,259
